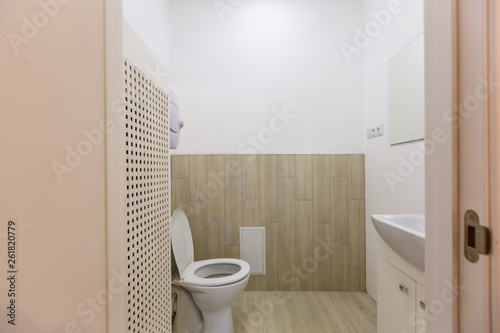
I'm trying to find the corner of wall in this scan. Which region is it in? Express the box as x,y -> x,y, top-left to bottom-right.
362,0 -> 426,303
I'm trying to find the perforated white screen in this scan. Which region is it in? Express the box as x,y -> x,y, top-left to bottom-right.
124,59 -> 171,333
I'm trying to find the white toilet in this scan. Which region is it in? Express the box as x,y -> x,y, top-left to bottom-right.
171,209 -> 250,333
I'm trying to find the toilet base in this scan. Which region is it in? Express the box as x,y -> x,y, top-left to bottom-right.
201,306 -> 234,333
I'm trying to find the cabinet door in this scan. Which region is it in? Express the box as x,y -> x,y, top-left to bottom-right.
378,257 -> 416,333
415,283 -> 427,333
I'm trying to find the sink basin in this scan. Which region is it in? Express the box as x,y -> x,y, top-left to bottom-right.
371,214 -> 425,271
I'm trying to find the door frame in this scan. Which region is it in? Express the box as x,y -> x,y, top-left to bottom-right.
425,0 -> 499,332
424,0 -> 459,332
488,0 -> 500,330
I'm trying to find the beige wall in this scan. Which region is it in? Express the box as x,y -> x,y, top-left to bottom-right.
171,154 -> 366,291
0,0 -> 108,332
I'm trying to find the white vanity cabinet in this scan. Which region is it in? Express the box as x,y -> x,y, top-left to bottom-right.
377,236 -> 426,333
378,257 -> 427,333
415,283 -> 427,332
378,257 -> 416,332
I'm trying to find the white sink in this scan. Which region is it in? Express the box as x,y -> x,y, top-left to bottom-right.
371,214 -> 425,271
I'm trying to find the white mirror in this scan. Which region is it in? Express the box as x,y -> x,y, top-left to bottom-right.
388,34 -> 425,145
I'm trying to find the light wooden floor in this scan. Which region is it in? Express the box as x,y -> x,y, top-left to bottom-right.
231,291 -> 377,333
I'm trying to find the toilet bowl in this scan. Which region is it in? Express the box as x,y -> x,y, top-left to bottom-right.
171,209 -> 250,333
172,285 -> 203,333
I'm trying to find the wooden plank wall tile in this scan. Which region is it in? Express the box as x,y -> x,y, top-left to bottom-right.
261,223 -> 278,290
278,177 -> 295,246
313,223 -> 332,291
243,200 -> 260,227
278,246 -> 296,291
260,155 -> 278,223
295,155 -> 313,200
224,245 -> 240,259
331,245 -> 349,291
349,268 -> 366,291
348,200 -> 366,269
172,178 -> 189,213
189,155 -> 207,201
331,177 -> 348,245
296,267 -> 314,290
171,155 -> 189,179
295,200 -> 313,283
208,223 -> 225,258
278,155 -> 295,177
171,154 -> 366,292
225,245 -> 240,259
188,206 -> 208,261
313,155 -> 331,223
225,177 -> 242,246
225,155 -> 242,177
347,155 -> 365,200
242,155 -> 260,200
245,275 -> 262,291
331,155 -> 348,177
207,155 -> 225,223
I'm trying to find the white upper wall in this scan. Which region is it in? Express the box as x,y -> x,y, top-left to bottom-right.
123,0 -> 171,70
362,0 -> 425,302
170,0 -> 365,154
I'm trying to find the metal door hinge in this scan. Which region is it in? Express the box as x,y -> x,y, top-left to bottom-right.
464,209 -> 491,263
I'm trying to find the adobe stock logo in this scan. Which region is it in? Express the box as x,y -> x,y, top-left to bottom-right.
339,0 -> 404,64
213,0 -> 244,21
7,0 -> 73,54
51,119 -> 115,182
237,107 -> 296,154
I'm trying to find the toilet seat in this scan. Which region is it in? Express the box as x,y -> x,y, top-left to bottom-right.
171,209 -> 250,287
173,258 -> 250,287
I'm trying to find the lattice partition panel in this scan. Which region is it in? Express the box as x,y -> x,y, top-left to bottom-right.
124,59 -> 171,333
